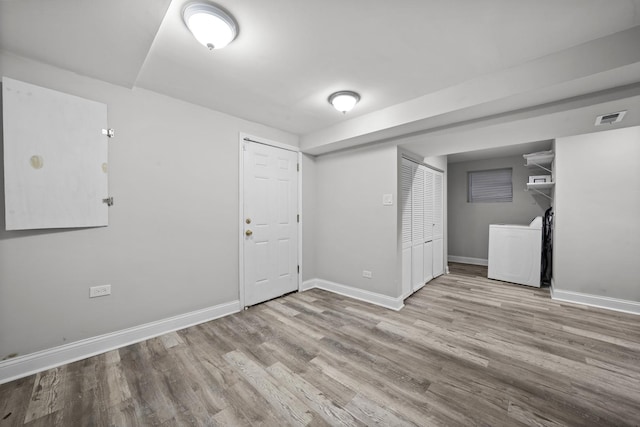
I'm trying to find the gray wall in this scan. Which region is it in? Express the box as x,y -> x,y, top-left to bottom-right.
0,52 -> 297,359
448,154 -> 550,261
554,126 -> 640,301
314,144 -> 399,297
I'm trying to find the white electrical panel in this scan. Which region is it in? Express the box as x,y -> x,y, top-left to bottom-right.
2,77 -> 110,230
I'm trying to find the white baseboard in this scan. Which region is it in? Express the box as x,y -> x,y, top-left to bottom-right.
302,278 -> 404,311
448,256 -> 488,266
0,300 -> 241,385
550,287 -> 640,316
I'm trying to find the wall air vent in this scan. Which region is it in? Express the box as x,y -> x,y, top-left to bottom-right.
595,110 -> 626,126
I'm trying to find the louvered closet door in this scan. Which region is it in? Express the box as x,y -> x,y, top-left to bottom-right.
401,158 -> 413,297
411,165 -> 425,292
433,170 -> 444,277
423,168 -> 434,284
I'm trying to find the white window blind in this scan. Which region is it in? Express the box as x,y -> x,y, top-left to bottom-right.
468,168 -> 512,203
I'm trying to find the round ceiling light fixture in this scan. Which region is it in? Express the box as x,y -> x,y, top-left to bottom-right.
328,91 -> 361,114
183,2 -> 238,50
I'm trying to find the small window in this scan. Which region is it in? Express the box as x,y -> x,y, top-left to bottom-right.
468,168 -> 512,203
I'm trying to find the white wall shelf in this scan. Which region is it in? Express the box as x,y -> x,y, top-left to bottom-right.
524,152 -> 554,173
526,182 -> 554,190
526,182 -> 554,200
524,150 -> 555,201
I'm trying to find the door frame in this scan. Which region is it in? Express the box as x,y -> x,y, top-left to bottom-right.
238,133 -> 302,309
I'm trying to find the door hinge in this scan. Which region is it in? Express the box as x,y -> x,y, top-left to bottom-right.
102,197 -> 114,206
297,163 -> 299,172
297,265 -> 300,274
101,128 -> 115,138
297,214 -> 300,223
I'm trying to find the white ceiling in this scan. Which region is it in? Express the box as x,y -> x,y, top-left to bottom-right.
0,0 -> 171,87
1,0 -> 640,155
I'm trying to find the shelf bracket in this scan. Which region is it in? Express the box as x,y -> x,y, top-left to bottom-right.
527,188 -> 552,200
526,162 -> 552,173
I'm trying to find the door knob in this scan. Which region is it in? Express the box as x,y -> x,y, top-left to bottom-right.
245,230 -> 253,236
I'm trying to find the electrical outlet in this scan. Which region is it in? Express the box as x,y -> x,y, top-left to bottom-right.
362,270 -> 372,279
89,284 -> 111,298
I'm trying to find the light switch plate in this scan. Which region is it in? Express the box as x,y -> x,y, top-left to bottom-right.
89,284 -> 111,298
382,194 -> 393,205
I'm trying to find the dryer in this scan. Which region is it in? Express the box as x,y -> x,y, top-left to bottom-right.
488,217 -> 542,287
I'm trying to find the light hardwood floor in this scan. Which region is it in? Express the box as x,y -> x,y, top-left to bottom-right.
2,263 -> 640,426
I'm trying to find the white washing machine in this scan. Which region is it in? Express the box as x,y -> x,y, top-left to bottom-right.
488,217 -> 542,287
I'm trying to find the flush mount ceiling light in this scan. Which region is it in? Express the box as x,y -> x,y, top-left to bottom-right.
183,2 -> 238,50
328,91 -> 361,114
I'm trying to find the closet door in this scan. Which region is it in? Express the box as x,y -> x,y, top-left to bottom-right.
401,158 -> 413,297
423,167 -> 434,284
433,170 -> 445,277
411,165 -> 425,292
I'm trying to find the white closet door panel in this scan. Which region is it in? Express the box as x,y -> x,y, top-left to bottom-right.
423,241 -> 433,283
3,77 -> 109,230
402,247 -> 412,297
433,171 -> 443,239
433,238 -> 444,277
411,164 -> 424,291
411,165 -> 424,243
400,159 -> 412,250
401,158 -> 414,297
401,158 -> 444,298
411,244 -> 424,291
424,168 -> 434,241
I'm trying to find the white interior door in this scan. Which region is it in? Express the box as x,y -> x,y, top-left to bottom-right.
411,164 -> 425,292
401,158 -> 413,297
423,167 -> 434,284
243,141 -> 298,306
402,158 -> 445,297
433,170 -> 444,277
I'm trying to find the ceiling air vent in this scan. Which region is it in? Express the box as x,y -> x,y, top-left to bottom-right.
595,110 -> 626,126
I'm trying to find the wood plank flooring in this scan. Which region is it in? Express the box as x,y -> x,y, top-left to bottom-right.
2,263 -> 640,426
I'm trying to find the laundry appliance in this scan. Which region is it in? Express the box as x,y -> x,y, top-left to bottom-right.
488,217 -> 542,287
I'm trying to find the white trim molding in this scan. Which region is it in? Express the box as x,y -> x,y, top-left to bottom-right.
0,300 -> 240,385
550,287 -> 640,316
448,256 -> 488,266
239,132 -> 299,153
302,279 -> 404,311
